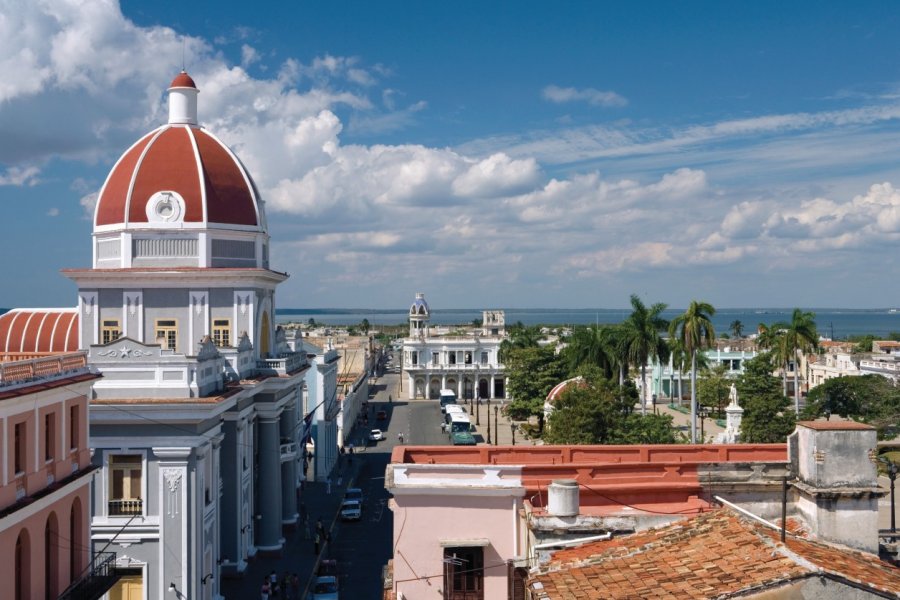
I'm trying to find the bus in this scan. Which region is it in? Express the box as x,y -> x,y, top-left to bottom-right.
439,389 -> 458,413
447,412 -> 476,446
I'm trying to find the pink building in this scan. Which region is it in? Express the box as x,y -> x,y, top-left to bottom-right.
386,423 -> 891,599
0,321 -> 99,600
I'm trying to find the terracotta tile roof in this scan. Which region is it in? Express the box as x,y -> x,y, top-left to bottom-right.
529,510 -> 900,599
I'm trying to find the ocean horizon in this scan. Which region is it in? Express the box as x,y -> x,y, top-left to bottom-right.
275,307 -> 900,339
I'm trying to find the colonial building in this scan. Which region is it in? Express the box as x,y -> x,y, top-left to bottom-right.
0,319 -> 99,600
385,422 -> 895,599
0,71 -> 316,599
402,293 -> 507,401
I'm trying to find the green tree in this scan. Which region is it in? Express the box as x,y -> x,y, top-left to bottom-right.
564,325 -> 618,380
736,353 -> 796,443
782,309 -> 819,413
802,374 -> 900,439
697,364 -> 730,418
503,344 -> 567,429
499,324 -> 543,363
620,294 -> 669,416
307,317 -> 317,327
544,374 -> 677,444
669,300 -> 716,443
360,318 -> 371,335
730,320 -> 744,339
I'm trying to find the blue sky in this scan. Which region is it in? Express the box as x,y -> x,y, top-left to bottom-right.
3,1 -> 900,309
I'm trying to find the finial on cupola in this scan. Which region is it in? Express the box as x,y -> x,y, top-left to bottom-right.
168,70 -> 199,125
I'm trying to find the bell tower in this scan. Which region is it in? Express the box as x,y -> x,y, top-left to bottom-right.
409,292 -> 430,338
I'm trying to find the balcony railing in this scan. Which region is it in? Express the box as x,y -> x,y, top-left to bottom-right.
58,551 -> 119,600
0,352 -> 89,386
108,498 -> 143,516
258,352 -> 308,375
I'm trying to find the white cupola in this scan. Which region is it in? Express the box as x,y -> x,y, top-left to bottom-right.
168,70 -> 199,125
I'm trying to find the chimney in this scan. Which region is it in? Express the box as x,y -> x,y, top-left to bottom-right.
547,480 -> 579,517
789,421 -> 885,553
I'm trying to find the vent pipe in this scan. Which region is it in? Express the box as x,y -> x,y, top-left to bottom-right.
547,479 -> 579,517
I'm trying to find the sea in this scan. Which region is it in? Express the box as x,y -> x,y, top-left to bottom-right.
276,308 -> 900,340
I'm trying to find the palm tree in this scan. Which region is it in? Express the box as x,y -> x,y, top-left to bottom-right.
669,301 -> 716,443
783,309 -> 818,413
620,294 -> 669,416
730,320 -> 744,339
565,325 -> 617,379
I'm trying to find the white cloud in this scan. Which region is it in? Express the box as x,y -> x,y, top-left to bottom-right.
451,153 -> 540,198
542,85 -> 628,108
0,165 -> 40,186
241,44 -> 260,68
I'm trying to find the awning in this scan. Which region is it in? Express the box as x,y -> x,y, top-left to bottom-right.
439,538 -> 490,548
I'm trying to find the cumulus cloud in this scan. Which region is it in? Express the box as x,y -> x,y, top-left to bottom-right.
0,166 -> 40,186
542,85 -> 628,108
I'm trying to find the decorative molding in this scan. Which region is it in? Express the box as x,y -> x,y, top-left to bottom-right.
81,292 -> 97,316
196,336 -> 220,361
163,469 -> 183,518
97,345 -> 153,359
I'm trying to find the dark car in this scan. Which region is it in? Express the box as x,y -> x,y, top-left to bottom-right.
376,410 -> 387,421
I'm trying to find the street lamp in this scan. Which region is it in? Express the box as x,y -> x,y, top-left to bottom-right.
510,422 -> 516,445
476,398 -> 481,426
698,405 -> 710,443
494,406 -> 499,446
880,457 -> 898,532
486,398 -> 491,444
469,395 -> 474,415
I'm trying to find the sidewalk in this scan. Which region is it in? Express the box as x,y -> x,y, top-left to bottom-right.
220,454 -> 362,600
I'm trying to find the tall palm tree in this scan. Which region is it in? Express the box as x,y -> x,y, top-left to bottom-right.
783,309 -> 818,413
730,320 -> 744,339
669,300 -> 716,443
620,294 -> 669,416
565,325 -> 615,379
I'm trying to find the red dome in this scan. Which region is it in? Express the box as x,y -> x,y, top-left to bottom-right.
0,309 -> 79,354
170,71 -> 197,89
94,125 -> 262,230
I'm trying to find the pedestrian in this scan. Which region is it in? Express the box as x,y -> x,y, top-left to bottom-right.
326,478 -> 331,494
398,431 -> 404,444
299,502 -> 307,522
303,513 -> 311,539
316,517 -> 323,536
314,531 -> 321,554
291,573 -> 300,599
261,578 -> 271,600
340,445 -> 346,458
269,570 -> 279,597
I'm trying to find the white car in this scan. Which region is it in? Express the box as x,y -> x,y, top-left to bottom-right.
311,575 -> 339,599
368,429 -> 384,442
340,499 -> 362,521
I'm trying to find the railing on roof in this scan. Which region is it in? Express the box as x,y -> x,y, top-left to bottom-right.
0,352 -> 89,386
257,351 -> 308,375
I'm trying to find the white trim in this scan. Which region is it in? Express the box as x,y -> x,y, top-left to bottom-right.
18,311 -> 39,352
93,128 -> 161,229
185,126 -> 209,226
92,221 -> 263,234
124,127 -> 168,230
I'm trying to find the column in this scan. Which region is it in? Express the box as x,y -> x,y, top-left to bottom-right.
153,447 -> 191,597
280,409 -> 298,526
425,376 -> 431,400
218,421 -> 239,572
255,415 -> 283,551
441,375 -> 447,391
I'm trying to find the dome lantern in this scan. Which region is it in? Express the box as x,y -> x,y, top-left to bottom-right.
168,70 -> 199,125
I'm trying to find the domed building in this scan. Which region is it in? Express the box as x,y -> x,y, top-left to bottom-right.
401,292 -> 508,402
54,72 -> 314,599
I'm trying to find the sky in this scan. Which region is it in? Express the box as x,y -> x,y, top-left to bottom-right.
3,1 -> 900,310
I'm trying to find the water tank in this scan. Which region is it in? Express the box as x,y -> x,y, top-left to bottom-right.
547,479 -> 579,517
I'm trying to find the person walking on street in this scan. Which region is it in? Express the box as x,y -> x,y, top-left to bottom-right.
314,531 -> 321,554
303,513 -> 311,539
261,578 -> 271,600
269,570 -> 279,597
291,573 -> 300,599
398,431 -> 404,444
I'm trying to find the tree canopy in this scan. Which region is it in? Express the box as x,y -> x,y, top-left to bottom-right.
620,294 -> 669,414
736,353 -> 796,443
503,344 -> 567,426
802,375 -> 900,439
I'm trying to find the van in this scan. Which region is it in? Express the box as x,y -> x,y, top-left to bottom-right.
442,405 -> 466,430
439,389 -> 457,413
447,412 -> 476,446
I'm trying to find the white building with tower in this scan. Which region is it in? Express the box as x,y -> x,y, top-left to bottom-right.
401,293 -> 508,401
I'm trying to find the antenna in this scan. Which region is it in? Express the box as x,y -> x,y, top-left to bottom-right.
181,38 -> 185,72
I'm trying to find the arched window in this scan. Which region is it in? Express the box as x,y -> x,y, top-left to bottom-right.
45,512 -> 59,600
70,497 -> 84,582
16,529 -> 30,600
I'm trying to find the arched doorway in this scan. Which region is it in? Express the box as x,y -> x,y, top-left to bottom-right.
15,529 -> 30,600
463,378 -> 474,400
45,512 -> 59,600
478,379 -> 489,399
260,311 -> 271,358
429,378 -> 441,399
414,378 -> 425,399
446,378 -> 458,397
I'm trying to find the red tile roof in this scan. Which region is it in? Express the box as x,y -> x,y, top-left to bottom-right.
529,510 -> 900,599
0,309 -> 79,354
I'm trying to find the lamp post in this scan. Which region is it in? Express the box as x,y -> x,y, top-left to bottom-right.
476,398 -> 481,426
486,399 -> 491,445
510,422 -> 516,445
699,405 -> 710,443
494,406 -> 499,446
881,457 -> 898,532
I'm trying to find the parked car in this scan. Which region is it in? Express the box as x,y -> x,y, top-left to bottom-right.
340,499 -> 362,521
368,429 -> 384,442
344,488 -> 363,503
376,410 -> 387,421
311,575 -> 339,600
